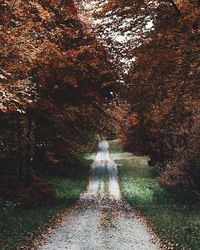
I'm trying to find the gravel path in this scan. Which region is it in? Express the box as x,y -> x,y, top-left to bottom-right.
38,141 -> 160,250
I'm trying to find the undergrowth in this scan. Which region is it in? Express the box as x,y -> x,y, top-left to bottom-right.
0,154 -> 91,250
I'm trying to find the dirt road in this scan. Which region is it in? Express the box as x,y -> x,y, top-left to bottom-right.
38,141 -> 160,250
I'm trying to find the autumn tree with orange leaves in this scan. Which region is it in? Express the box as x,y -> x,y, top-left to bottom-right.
0,0 -> 117,205
103,0 -> 200,198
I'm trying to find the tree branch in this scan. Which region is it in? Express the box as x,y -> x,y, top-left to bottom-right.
164,0 -> 181,16
11,0 -> 17,11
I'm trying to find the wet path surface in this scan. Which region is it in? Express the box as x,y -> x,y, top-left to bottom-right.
38,141 -> 160,250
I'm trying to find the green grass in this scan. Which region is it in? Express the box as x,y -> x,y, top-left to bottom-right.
0,153 -> 92,250
111,141 -> 200,250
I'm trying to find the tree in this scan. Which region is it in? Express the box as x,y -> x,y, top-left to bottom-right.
0,0 -> 116,205
97,0 -> 200,198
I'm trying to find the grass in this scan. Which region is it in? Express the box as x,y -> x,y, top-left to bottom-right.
111,140 -> 200,250
0,153 -> 92,250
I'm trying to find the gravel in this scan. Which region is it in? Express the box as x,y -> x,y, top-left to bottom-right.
38,142 -> 160,250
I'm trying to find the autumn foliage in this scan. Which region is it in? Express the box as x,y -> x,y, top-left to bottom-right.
91,0 -> 200,199
0,0 -> 115,204
1,0 -> 200,203
117,0 -> 200,198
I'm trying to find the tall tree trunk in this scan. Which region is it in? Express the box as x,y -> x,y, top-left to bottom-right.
17,114 -> 23,182
33,116 -> 46,170
25,110 -> 33,187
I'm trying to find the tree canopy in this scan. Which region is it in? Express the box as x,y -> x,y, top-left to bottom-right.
0,0 -> 200,203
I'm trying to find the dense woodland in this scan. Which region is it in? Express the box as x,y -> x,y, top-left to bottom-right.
0,0 -> 200,205
92,0 -> 200,199
122,0 -> 200,199
0,0 -> 118,205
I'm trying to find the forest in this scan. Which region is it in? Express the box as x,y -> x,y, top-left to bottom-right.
0,0 -> 200,249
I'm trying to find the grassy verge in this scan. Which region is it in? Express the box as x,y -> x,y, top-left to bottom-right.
111,140 -> 200,250
0,154 -> 92,250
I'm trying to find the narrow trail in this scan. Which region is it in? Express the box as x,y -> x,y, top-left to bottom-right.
38,141 -> 160,250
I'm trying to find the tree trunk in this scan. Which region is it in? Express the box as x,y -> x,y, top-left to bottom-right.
17,114 -> 23,182
25,111 -> 33,187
